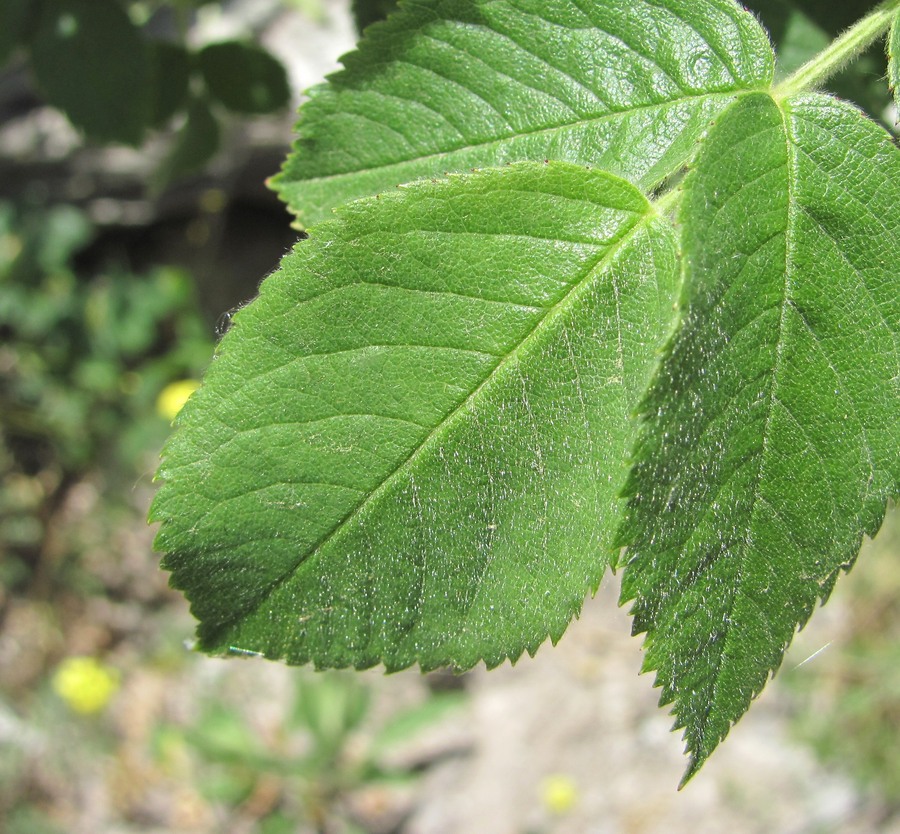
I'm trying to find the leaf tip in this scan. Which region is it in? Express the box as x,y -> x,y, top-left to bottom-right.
678,735 -> 716,789
677,759 -> 701,791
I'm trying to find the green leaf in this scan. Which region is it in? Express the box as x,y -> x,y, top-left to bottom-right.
155,96 -> 220,186
147,40 -> 191,128
749,1 -> 831,78
151,161 -> 678,671
28,0 -> 151,145
0,0 -> 38,67
271,0 -> 774,226
889,8 -> 900,109
748,0 -> 883,54
350,0 -> 399,34
198,40 -> 290,115
370,692 -> 465,753
617,92 -> 900,782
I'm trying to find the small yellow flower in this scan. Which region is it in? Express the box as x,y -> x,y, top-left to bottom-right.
52,656 -> 120,714
540,773 -> 579,815
157,379 -> 200,421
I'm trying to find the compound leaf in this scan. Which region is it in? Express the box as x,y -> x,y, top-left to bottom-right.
618,92 -> 900,781
271,0 -> 773,226
151,161 -> 678,671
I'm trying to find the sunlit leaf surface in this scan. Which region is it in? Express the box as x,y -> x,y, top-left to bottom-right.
619,92 -> 900,781
272,0 -> 773,225
152,162 -> 678,671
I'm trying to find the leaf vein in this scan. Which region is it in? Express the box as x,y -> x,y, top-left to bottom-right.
391,54 -> 516,131
417,30 -> 590,119
202,207 -> 657,641
769,393 -> 838,513
793,202 -> 898,365
643,0 -> 742,85
296,93 -> 742,189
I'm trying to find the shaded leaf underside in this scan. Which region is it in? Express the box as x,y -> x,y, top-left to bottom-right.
152,162 -> 678,671
618,92 -> 900,781
272,0 -> 773,225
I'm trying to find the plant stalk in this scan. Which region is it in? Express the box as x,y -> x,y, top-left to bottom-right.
654,186 -> 681,212
776,0 -> 900,97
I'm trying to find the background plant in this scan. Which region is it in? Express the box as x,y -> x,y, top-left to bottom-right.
0,0 -> 291,182
0,197 -> 212,598
785,512 -> 900,809
153,670 -> 464,833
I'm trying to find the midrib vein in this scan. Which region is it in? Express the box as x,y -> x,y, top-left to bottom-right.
220,205 -> 662,632
289,91 -> 749,189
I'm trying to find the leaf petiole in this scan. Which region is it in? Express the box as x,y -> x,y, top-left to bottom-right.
652,186 -> 682,219
775,0 -> 900,97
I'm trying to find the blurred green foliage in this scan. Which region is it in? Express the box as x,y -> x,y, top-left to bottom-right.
0,0 -> 291,181
154,670 -> 464,831
198,40 -> 291,115
350,0 -> 398,33
786,510 -> 900,807
0,198 -> 212,594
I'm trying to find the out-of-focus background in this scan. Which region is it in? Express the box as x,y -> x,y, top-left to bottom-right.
2,1 -> 899,832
